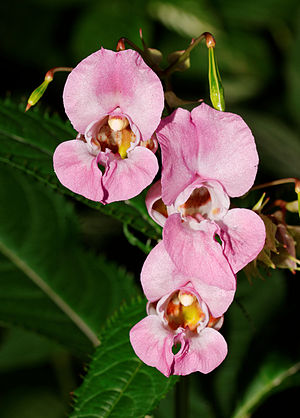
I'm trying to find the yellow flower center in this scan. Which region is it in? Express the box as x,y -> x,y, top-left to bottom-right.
165,290 -> 205,332
96,116 -> 135,159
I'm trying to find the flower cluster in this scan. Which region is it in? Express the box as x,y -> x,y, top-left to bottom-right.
52,46 -> 266,376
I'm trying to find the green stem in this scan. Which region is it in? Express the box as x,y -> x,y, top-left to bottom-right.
163,32 -> 214,77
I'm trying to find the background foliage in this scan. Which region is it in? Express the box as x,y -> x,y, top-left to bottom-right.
0,0 -> 299,417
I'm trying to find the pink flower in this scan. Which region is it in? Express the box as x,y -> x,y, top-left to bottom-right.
130,242 -> 233,376
53,48 -> 164,203
141,241 -> 235,318
146,104 -> 266,290
130,281 -> 228,377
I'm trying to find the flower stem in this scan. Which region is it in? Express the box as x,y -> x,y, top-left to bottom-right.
163,32 -> 214,77
251,177 -> 298,191
175,376 -> 190,418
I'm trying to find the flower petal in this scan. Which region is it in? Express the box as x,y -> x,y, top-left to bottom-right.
156,108 -> 198,205
173,328 -> 227,375
157,103 -> 258,203
141,241 -> 188,302
102,146 -> 158,203
191,103 -> 258,197
163,214 -> 236,290
220,208 -> 266,273
130,315 -> 174,377
145,180 -> 167,227
63,48 -> 164,138
53,140 -> 104,201
193,281 -> 235,318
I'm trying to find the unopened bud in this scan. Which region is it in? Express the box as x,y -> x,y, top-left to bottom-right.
178,291 -> 195,307
286,200 -> 299,213
108,116 -> 129,131
25,67 -> 72,112
208,46 -> 225,111
25,77 -> 52,112
167,50 -> 190,72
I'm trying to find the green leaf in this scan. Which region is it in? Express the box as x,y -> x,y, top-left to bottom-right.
0,254 -> 92,357
71,297 -> 178,418
0,99 -> 160,240
232,355 -> 300,418
0,164 -> 136,356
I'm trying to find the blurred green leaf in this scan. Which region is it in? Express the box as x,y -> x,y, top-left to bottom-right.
0,164 -> 136,356
71,297 -> 178,417
218,0 -> 299,26
232,355 -> 300,418
0,99 -> 160,240
148,0 -> 220,39
286,11 -> 300,127
0,386 -> 65,418
0,327 -> 62,372
243,112 -> 300,178
213,270 -> 286,416
71,0 -> 152,59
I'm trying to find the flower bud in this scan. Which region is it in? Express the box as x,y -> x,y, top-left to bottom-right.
25,67 -> 72,112
167,50 -> 191,72
208,45 -> 225,111
25,75 -> 53,112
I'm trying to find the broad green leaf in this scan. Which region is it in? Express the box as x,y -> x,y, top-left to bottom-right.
213,270 -> 286,416
0,99 -> 160,240
232,355 -> 300,418
0,164 -> 136,356
0,254 -> 93,357
71,297 -> 178,418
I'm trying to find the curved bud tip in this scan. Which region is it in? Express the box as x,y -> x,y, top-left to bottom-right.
205,32 -> 216,48
116,38 -> 126,51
